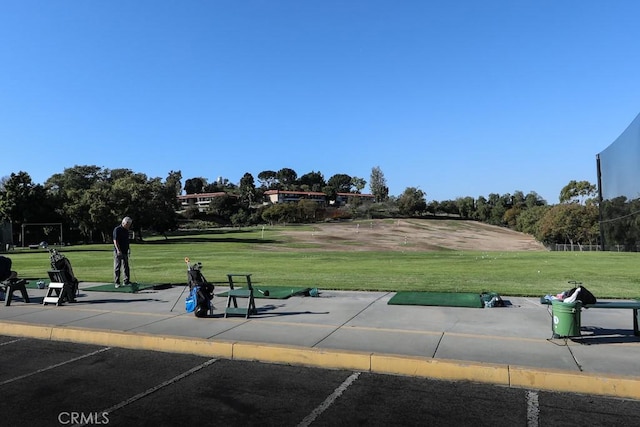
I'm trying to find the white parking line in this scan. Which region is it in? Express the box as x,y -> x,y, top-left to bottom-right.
74,358 -> 219,427
527,390 -> 539,427
0,347 -> 111,386
297,371 -> 361,427
0,338 -> 25,346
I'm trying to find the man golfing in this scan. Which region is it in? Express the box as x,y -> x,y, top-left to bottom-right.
113,216 -> 133,288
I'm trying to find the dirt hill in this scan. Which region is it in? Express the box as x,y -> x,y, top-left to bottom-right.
276,218 -> 546,252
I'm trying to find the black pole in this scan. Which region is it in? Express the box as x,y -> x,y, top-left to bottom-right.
596,154 -> 605,251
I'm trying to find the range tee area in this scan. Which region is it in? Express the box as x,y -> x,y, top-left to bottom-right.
270,219 -> 546,252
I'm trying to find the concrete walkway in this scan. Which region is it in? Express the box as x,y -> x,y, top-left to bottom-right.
1,283 -> 639,400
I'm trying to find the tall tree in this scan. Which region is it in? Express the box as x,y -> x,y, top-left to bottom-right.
351,177 -> 366,193
208,194 -> 240,219
473,196 -> 491,222
147,171 -> 182,237
276,168 -> 298,190
239,172 -> 256,206
369,166 -> 389,202
184,177 -> 206,194
327,174 -> 353,193
538,203 -> 599,246
0,172 -> 54,224
257,170 -> 278,189
559,180 -> 597,205
298,171 -> 326,192
397,187 -> 426,216
515,205 -> 550,236
455,197 -> 475,218
110,172 -> 153,239
525,191 -> 547,208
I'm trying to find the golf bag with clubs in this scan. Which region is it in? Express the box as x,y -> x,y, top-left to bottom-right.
48,249 -> 79,303
185,260 -> 214,318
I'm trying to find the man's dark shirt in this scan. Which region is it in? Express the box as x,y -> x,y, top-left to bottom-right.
113,225 -> 130,254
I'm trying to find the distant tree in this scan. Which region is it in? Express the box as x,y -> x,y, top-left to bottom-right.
276,168 -> 298,190
351,177 -> 366,193
110,172 -> 154,239
84,181 -> 115,242
239,172 -> 256,206
559,180 -> 597,205
182,205 -> 201,220
486,193 -> 510,226
46,165 -> 105,193
397,187 -> 426,216
511,190 -> 526,209
165,170 -> 182,198
298,171 -> 326,192
538,203 -> 599,246
0,172 -> 31,222
369,166 -> 389,202
515,205 -> 551,236
0,171 -> 55,225
257,170 -> 278,189
146,171 -> 182,237
208,193 -> 240,219
203,181 -> 223,193
455,197 -> 475,218
184,177 -> 206,194
327,174 -> 353,193
426,200 -> 439,215
45,166 -> 109,241
437,200 -> 459,216
261,203 -> 298,225
503,206 -> 521,228
297,199 -> 320,222
322,185 -> 337,203
525,191 -> 547,208
230,208 -> 251,227
473,196 -> 491,222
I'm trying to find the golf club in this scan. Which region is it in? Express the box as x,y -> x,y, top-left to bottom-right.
127,249 -> 140,292
256,288 -> 270,297
170,257 -> 191,312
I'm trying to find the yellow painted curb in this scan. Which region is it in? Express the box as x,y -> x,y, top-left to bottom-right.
0,321 -> 53,340
0,320 -> 234,358
510,366 -> 640,401
371,353 -> 510,385
50,327 -> 235,359
232,342 -> 371,371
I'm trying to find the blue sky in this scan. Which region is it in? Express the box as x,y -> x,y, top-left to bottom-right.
2,1 -> 639,204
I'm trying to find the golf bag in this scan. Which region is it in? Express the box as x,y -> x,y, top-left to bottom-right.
0,256 -> 12,282
185,262 -> 214,318
48,249 -> 79,303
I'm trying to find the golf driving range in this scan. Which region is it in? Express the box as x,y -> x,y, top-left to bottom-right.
7,220 -> 640,299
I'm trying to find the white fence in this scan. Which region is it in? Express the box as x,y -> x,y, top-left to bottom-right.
553,244 -> 635,251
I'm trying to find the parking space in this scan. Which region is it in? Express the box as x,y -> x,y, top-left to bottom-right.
2,337 -> 640,426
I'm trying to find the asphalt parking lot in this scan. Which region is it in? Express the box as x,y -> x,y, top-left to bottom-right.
2,336 -> 640,427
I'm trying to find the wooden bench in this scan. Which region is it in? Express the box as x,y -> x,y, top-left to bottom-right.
224,274 -> 256,319
0,278 -> 30,306
541,297 -> 640,336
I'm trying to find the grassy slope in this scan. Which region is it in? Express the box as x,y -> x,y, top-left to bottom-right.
6,225 -> 640,299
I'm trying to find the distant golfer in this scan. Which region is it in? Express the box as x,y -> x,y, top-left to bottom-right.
113,216 -> 133,288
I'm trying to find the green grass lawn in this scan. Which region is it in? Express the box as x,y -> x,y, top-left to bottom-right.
6,226 -> 640,299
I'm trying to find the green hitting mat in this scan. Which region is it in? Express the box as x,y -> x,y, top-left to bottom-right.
216,286 -> 312,299
388,292 -> 485,308
24,279 -> 50,289
82,283 -> 154,293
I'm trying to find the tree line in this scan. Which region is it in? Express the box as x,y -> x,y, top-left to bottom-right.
0,165 -> 601,249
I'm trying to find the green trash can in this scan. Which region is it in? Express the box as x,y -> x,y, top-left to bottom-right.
551,300 -> 582,338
